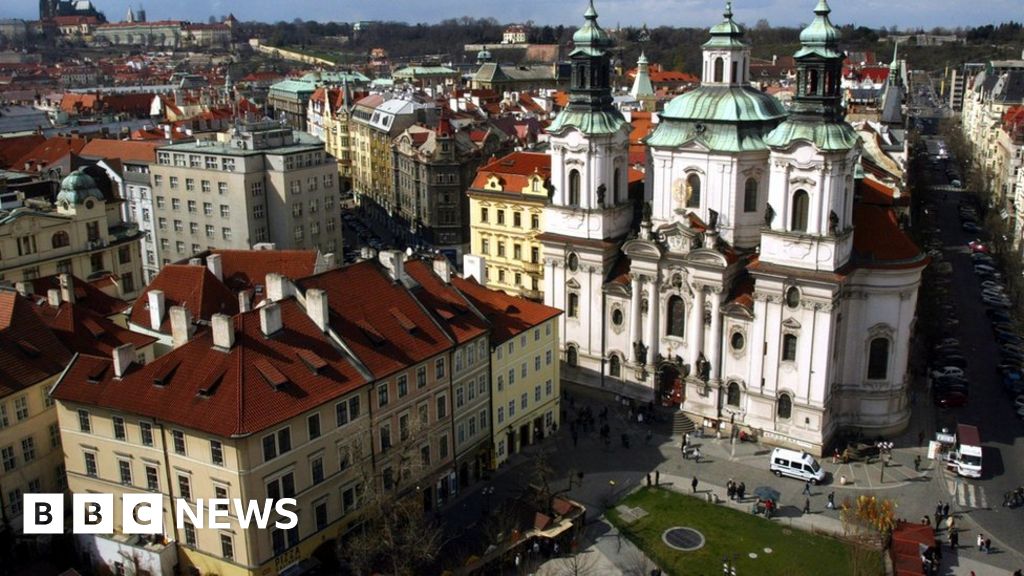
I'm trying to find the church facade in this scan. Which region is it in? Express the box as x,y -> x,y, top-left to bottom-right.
540,1 -> 925,455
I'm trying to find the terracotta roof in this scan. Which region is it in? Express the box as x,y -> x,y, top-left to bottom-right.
607,254 -> 631,286
12,136 -> 87,172
32,299 -> 156,357
128,265 -> 238,333
852,204 -> 924,269
297,261 -> 453,379
207,249 -> 320,305
450,275 -> 561,344
857,177 -> 896,206
405,260 -> 489,344
29,274 -> 130,316
0,291 -> 73,397
52,298 -> 368,437
725,275 -> 755,311
470,151 -> 551,192
80,139 -> 160,164
629,112 -> 653,145
0,134 -> 46,170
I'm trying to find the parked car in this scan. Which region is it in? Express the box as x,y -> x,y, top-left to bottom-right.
975,264 -> 1000,274
969,240 -> 991,253
980,279 -> 1004,290
931,366 -> 965,380
963,222 -> 982,233
972,253 -> 995,263
984,296 -> 1012,309
936,355 -> 968,369
987,309 -> 1013,322
1014,395 -> 1024,410
935,390 -> 968,408
995,332 -> 1023,346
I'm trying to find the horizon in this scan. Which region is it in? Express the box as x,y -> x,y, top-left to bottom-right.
2,0 -> 1023,32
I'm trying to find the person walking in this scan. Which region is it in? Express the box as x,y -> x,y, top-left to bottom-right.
942,502 -> 950,518
977,533 -> 985,551
803,479 -> 812,496
803,497 -> 811,514
727,480 -> 735,500
914,454 -> 921,472
827,491 -> 836,509
691,476 -> 699,493
950,529 -> 959,549
645,428 -> 653,446
984,538 -> 992,554
693,447 -> 702,463
737,482 -> 746,500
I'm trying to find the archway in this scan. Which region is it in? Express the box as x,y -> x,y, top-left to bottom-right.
659,364 -> 684,407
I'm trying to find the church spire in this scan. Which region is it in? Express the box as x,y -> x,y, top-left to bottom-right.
787,0 -> 844,121
700,2 -> 750,86
630,51 -> 655,101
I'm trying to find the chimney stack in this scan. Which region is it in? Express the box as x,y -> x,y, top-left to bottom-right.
47,289 -> 62,307
433,257 -> 452,283
266,273 -> 292,302
14,281 -> 30,297
378,250 -> 410,285
189,257 -> 203,266
206,253 -> 223,281
321,252 -> 338,271
462,254 -> 486,283
113,343 -> 135,378
238,290 -> 252,313
306,288 -> 329,332
169,306 -> 193,348
260,301 -> 282,336
211,313 -> 235,350
59,274 -> 75,304
148,289 -> 165,330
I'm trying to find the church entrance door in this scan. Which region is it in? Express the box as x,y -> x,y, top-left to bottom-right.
659,365 -> 684,407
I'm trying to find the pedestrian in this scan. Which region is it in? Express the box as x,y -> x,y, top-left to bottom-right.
977,534 -> 985,551
914,454 -> 921,471
985,538 -> 992,554
945,514 -> 955,533
646,473 -> 651,487
683,432 -> 690,448
950,530 -> 959,549
935,501 -> 943,523
738,482 -> 746,500
803,480 -> 812,496
827,491 -> 836,509
693,447 -> 701,463
691,476 -> 699,493
655,470 -> 660,486
645,428 -> 652,445
942,502 -> 950,518
727,480 -> 735,500
803,497 -> 811,514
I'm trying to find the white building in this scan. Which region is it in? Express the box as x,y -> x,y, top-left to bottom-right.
540,0 -> 926,455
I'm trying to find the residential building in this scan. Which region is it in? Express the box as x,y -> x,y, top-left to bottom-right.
149,121 -> 342,264
466,152 -> 551,298
451,270 -> 561,467
306,87 -> 355,194
0,168 -> 144,299
502,25 -> 528,44
471,63 -> 566,93
269,72 -> 370,131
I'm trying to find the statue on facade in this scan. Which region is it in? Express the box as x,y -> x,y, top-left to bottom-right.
696,352 -> 711,382
829,210 -> 840,235
764,203 -> 776,227
642,200 -> 653,222
633,341 -> 648,364
708,208 -> 719,230
596,183 -> 606,206
544,178 -> 555,200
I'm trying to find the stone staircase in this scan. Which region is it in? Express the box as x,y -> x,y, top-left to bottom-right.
672,412 -> 696,436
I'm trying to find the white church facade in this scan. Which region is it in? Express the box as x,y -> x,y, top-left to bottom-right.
538,0 -> 925,455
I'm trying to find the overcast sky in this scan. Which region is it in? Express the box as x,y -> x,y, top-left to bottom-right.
2,0 -> 1019,29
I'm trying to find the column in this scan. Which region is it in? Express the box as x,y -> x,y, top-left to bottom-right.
688,285 -> 706,367
630,274 -> 643,363
709,289 -> 724,382
646,274 -> 660,365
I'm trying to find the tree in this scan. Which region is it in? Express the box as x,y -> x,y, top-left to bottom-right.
539,549 -> 602,576
840,494 -> 896,576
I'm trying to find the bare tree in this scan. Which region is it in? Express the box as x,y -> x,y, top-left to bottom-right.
622,546 -> 656,576
538,550 -> 602,576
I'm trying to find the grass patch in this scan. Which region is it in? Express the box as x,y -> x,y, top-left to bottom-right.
608,487 -> 883,576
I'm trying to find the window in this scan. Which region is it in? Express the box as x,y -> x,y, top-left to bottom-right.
497,242 -> 505,258
266,472 -> 295,500
49,423 -> 60,448
417,366 -> 427,388
480,207 -> 489,222
185,178 -> 195,192
2,446 -> 15,472
521,393 -> 528,410
14,397 -> 28,421
498,406 -> 505,424
868,338 -> 890,379
336,397 -> 360,426
51,231 -> 70,248
202,180 -> 211,193
531,214 -> 540,229
439,434 -> 449,459
609,354 -> 621,377
118,460 -> 132,485
436,394 -> 447,419
568,169 -> 581,206
20,436 -> 36,463
567,345 -> 578,367
7,489 -> 22,516
377,383 -> 389,408
211,440 -> 224,466
222,227 -> 232,241
534,385 -> 541,402
777,394 -> 793,419
435,358 -> 445,379
546,379 -> 553,396
667,296 -> 685,337
220,205 -> 230,218
220,534 -> 234,560
513,244 -> 522,260
84,452 -> 97,477
397,375 -> 408,398
727,382 -> 741,406
183,522 -> 197,547
311,455 -> 325,484
513,212 -> 522,227
497,210 -> 505,225
744,178 -> 758,212
686,174 -> 701,208
546,350 -> 552,365
785,286 -> 800,308
169,177 -> 179,190
731,331 -> 745,351
782,334 -> 798,362
113,416 -> 126,440
206,224 -> 215,238
140,422 -> 153,446
791,189 -> 809,232
172,430 -> 186,455
315,501 -> 328,531
308,413 -> 321,440
713,56 -> 724,83
568,293 -> 579,318
78,410 -> 92,433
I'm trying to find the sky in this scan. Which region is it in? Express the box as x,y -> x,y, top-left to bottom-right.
1,0 -> 1019,29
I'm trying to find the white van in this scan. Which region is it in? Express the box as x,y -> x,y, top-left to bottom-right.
769,448 -> 827,484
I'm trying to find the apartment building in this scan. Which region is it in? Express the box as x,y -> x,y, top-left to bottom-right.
452,271 -> 561,467
466,152 -> 551,299
0,168 -> 144,299
150,121 -> 342,265
307,87 -> 355,194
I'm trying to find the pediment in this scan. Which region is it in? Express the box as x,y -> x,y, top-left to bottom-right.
782,317 -> 801,330
686,248 -> 728,267
655,221 -> 701,255
566,278 -> 581,289
622,237 -> 662,260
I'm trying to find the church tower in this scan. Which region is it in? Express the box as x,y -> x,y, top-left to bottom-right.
760,0 -> 860,273
542,0 -> 633,381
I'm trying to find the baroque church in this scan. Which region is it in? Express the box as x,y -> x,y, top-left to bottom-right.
539,0 -> 926,454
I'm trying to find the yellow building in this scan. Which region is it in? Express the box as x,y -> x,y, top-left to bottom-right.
307,87 -> 355,194
452,275 -> 561,468
466,152 -> 551,299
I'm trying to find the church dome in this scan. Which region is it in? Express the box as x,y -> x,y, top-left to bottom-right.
796,0 -> 841,57
659,86 -> 786,124
57,169 -> 104,206
571,1 -> 613,54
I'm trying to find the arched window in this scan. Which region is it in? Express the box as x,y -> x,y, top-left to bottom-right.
743,178 -> 758,213
568,292 -> 579,318
613,168 -> 621,203
667,296 -> 685,337
567,253 -> 579,272
867,338 -> 890,379
52,231 -> 70,249
777,394 -> 792,419
686,174 -> 701,208
611,308 -> 623,327
727,382 -> 741,407
782,334 -> 798,361
808,69 -> 819,95
567,345 -> 578,367
568,169 -> 581,207
609,354 -> 621,378
731,61 -> 738,83
713,57 -> 724,83
791,189 -> 809,232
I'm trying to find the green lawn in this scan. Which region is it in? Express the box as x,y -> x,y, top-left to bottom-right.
608,487 -> 883,576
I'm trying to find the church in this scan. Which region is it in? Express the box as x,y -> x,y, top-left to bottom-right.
539,0 -> 925,455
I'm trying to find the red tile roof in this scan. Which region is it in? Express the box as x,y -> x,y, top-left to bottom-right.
857,177 -> 896,206
208,249 -> 320,303
852,204 -> 924,269
29,274 -> 130,316
470,151 -> 551,193
52,298 -> 368,437
405,260 -> 489,344
450,275 -> 561,344
80,139 -> 160,164
0,134 -> 46,170
32,300 -> 156,357
0,291 -> 73,396
128,265 -> 238,333
297,261 -> 453,379
12,136 -> 88,172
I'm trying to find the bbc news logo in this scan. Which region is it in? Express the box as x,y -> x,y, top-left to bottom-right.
24,494 -> 298,534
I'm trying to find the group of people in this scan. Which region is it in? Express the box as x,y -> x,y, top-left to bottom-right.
725,479 -> 747,501
976,533 -> 993,554
681,433 -> 702,462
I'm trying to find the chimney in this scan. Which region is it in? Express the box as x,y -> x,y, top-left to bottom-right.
266,273 -> 293,302
321,252 -> 338,271
238,290 -> 252,313
306,288 -> 329,332
169,306 -> 193,348
211,313 -> 235,350
360,246 -> 377,261
47,289 -> 62,307
206,253 -> 223,281
148,289 -> 165,330
14,281 -> 30,297
378,249 -> 408,284
433,257 -> 452,283
113,343 -> 135,378
260,301 -> 282,336
463,254 -> 486,283
59,274 -> 75,304
189,257 -> 202,266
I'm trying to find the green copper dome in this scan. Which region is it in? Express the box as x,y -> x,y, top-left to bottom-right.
660,86 -> 786,123
795,0 -> 842,58
571,0 -> 613,56
703,2 -> 747,50
57,169 -> 104,206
